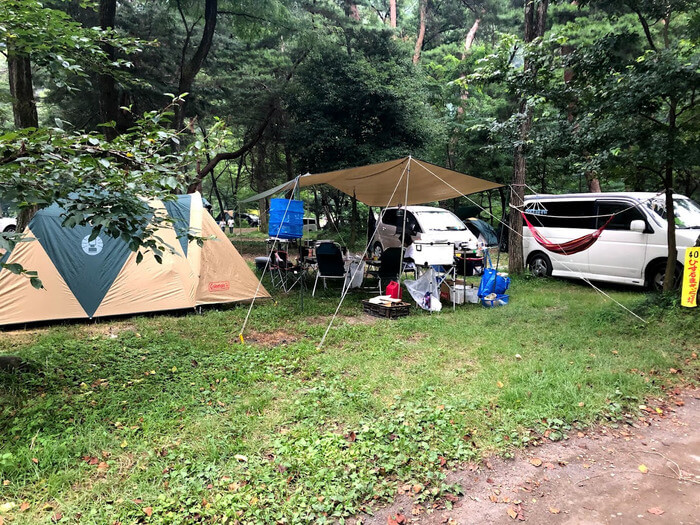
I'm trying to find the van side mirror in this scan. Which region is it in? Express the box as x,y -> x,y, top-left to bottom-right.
630,220 -> 645,233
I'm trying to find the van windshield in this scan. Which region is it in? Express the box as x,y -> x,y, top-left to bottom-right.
413,210 -> 466,231
646,198 -> 700,229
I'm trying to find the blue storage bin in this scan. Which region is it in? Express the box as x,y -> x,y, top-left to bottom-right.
481,294 -> 509,307
269,199 -> 304,239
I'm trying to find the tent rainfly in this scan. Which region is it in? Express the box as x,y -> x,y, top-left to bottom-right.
0,193 -> 269,326
240,157 -> 502,206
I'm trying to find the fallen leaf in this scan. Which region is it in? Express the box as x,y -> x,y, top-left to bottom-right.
638,464 -> 648,474
489,494 -> 498,503
51,513 -> 63,522
120,440 -> 128,448
19,502 -> 30,512
31,457 -> 39,464
345,431 -> 356,442
497,381 -> 504,389
506,507 -> 518,520
234,454 -> 248,463
529,458 -> 542,467
1,480 -> 8,486
97,461 -> 109,471
412,483 -> 423,494
143,507 -> 153,517
669,368 -> 678,374
578,402 -> 585,407
387,514 -> 406,525
647,507 -> 664,515
549,507 -> 560,514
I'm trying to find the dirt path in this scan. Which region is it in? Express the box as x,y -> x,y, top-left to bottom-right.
364,390 -> 700,525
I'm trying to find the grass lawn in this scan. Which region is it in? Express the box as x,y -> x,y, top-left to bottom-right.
0,275 -> 697,523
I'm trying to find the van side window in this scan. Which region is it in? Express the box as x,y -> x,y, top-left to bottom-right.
381,209 -> 398,226
596,202 -> 647,230
524,201 -> 595,229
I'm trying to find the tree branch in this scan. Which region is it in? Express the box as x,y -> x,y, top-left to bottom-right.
188,50 -> 308,189
628,3 -> 657,51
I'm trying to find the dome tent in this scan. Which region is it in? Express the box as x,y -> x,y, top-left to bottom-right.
0,193 -> 269,326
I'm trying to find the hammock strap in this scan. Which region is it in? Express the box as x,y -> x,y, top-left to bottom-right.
520,212 -> 615,256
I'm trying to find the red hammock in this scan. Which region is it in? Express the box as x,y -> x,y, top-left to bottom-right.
521,212 -> 614,255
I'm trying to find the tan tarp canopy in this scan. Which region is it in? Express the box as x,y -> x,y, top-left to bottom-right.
241,157 -> 502,206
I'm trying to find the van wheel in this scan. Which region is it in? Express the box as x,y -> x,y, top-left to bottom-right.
3,225 -> 16,233
528,253 -> 552,278
372,242 -> 383,258
647,261 -> 682,292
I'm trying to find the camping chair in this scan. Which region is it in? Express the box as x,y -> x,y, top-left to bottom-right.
312,242 -> 348,296
269,249 -> 302,293
367,247 -> 403,294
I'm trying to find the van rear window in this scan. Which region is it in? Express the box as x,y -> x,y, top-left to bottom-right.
524,201 -> 595,229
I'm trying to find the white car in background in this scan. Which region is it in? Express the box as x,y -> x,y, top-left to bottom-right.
371,205 -> 478,256
0,217 -> 17,233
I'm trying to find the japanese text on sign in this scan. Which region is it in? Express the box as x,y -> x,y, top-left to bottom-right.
681,247 -> 699,308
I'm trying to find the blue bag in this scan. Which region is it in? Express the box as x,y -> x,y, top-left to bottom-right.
477,268 -> 497,298
477,250 -> 510,297
495,274 -> 511,294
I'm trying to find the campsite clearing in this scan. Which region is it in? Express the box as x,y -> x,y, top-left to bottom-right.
0,276 -> 697,523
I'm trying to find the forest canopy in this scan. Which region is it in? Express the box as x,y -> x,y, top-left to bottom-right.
1,0 -> 698,280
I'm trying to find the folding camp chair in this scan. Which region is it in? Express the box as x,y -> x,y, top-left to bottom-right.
269,249 -> 302,293
367,247 -> 403,294
312,242 -> 349,296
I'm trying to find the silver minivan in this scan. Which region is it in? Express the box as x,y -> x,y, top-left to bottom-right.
523,192 -> 700,290
371,205 -> 478,256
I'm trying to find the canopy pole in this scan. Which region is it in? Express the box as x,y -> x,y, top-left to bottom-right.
239,177 -> 301,342
398,157 -> 411,278
318,162 -> 411,349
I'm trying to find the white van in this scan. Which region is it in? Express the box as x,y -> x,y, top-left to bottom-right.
522,192 -> 700,290
371,205 -> 478,256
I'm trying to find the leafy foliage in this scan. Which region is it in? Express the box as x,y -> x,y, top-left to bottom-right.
0,99 -> 206,277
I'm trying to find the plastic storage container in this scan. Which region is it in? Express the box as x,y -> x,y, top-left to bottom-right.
411,241 -> 455,266
464,286 -> 479,304
269,199 -> 304,239
481,294 -> 509,307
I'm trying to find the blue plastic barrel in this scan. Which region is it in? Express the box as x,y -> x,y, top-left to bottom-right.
268,199 -> 304,239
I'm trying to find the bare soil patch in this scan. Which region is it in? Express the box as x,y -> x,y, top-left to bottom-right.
237,329 -> 299,347
363,389 -> 700,525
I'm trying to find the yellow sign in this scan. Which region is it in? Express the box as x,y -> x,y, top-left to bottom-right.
681,247 -> 699,307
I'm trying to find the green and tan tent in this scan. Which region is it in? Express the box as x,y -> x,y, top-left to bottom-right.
0,193 -> 269,326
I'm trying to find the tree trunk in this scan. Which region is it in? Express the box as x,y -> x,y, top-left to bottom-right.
663,98 -> 678,292
413,0 -> 428,64
587,175 -> 601,192
8,48 -> 39,232
389,0 -> 397,28
98,0 -> 120,140
509,0 -> 548,273
345,1 -> 361,21
174,0 -> 218,131
509,99 -> 529,273
462,18 -> 480,59
8,52 -> 38,129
